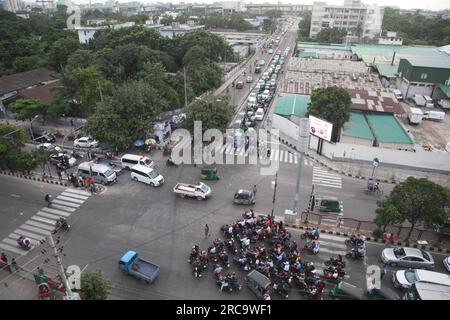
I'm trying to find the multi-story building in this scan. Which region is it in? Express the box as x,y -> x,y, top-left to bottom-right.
3,0 -> 23,12
310,0 -> 384,41
245,2 -> 311,15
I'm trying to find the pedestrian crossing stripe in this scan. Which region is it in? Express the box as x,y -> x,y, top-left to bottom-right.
56,195 -> 85,204
37,210 -> 67,220
31,216 -> 57,225
14,229 -> 45,241
0,243 -> 27,255
63,188 -> 92,197
312,166 -> 342,189
24,220 -> 55,231
20,224 -> 51,236
61,192 -> 89,200
52,199 -> 80,208
10,233 -> 41,245
50,204 -> 76,212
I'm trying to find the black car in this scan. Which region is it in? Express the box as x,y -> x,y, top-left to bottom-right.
31,130 -> 56,143
49,153 -> 77,167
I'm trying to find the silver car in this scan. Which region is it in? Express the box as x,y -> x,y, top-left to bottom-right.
381,247 -> 435,269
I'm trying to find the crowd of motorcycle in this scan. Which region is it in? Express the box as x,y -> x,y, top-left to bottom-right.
188,211 -> 368,299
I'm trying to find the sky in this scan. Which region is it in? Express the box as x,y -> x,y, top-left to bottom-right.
61,0 -> 450,11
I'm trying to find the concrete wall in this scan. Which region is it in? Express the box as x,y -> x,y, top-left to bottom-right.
272,114 -> 299,141
396,78 -> 434,99
315,140 -> 450,173
340,135 -> 373,147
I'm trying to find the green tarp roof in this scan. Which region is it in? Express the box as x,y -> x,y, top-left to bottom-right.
437,84 -> 450,98
375,63 -> 399,78
299,51 -> 318,58
297,42 -> 350,51
366,114 -> 413,144
274,94 -> 310,118
342,112 -> 374,141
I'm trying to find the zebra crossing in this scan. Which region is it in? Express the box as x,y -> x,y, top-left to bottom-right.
300,232 -> 351,278
0,188 -> 91,256
175,140 -> 316,165
312,167 -> 343,189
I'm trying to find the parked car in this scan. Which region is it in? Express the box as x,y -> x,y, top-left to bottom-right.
31,131 -> 56,143
444,256 -> 450,272
381,247 -> 435,269
37,143 -> 61,153
49,153 -> 77,167
74,137 -> 98,148
392,269 -> 450,289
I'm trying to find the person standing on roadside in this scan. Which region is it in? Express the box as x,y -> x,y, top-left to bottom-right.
204,224 -> 210,239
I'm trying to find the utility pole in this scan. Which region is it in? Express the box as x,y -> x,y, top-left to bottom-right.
183,67 -> 188,108
292,118 -> 310,214
48,234 -> 80,300
271,171 -> 278,218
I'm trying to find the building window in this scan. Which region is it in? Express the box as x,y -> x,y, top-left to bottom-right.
420,73 -> 428,80
418,84 -> 425,87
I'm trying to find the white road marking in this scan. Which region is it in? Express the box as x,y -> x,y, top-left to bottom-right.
52,199 -> 80,208
0,243 -> 27,255
3,237 -> 39,247
14,229 -> 45,241
25,220 -> 55,231
10,194 -> 21,198
20,224 -> 51,236
49,204 -> 76,212
63,188 -> 91,196
37,210 -> 67,219
61,192 -> 89,200
31,216 -> 57,225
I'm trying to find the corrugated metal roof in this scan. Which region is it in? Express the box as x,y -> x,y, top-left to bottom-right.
342,112 -> 374,141
366,114 -> 413,144
274,94 -> 310,118
437,84 -> 450,98
0,68 -> 58,95
375,63 -> 399,78
299,51 -> 318,58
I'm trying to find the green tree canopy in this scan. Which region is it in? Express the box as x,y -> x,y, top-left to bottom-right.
48,37 -> 82,71
183,95 -> 234,134
80,270 -> 112,300
377,177 -> 450,240
298,11 -> 312,39
8,99 -> 42,121
315,28 -> 347,44
306,87 -> 352,141
92,26 -> 162,50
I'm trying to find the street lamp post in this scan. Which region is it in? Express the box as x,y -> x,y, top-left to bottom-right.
271,171 -> 278,219
29,115 -> 40,139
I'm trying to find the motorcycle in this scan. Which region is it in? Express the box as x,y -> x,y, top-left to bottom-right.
225,238 -> 237,254
345,235 -> 365,248
217,278 -> 233,293
17,237 -> 31,250
232,255 -> 251,271
346,248 -> 365,260
70,150 -> 82,159
303,241 -> 320,254
55,218 -> 70,232
301,229 -> 320,240
273,280 -> 290,299
321,268 -> 345,282
192,263 -> 203,278
218,251 -> 230,268
324,255 -> 346,268
188,246 -> 200,264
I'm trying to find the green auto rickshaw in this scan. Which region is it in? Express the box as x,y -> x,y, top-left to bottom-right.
367,287 -> 399,300
200,167 -> 220,180
329,281 -> 364,300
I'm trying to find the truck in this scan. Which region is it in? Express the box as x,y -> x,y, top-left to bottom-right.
118,250 -> 160,284
422,110 -> 445,121
173,182 -> 211,200
393,89 -> 403,101
437,99 -> 450,110
408,107 -> 423,125
412,94 -> 426,107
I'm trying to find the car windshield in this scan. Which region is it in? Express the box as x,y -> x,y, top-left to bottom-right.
200,184 -> 209,193
105,170 -> 115,177
421,250 -> 431,261
393,248 -> 406,258
143,158 -> 152,166
148,170 -> 158,179
404,270 -> 418,284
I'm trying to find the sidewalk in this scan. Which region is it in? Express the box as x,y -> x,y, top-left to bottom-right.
0,272 -> 38,300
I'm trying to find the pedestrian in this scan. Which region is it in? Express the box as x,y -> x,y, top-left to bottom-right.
45,194 -> 52,207
11,258 -> 19,271
78,176 -> 83,188
0,252 -> 7,264
204,224 -> 210,239
252,184 -> 257,196
380,264 -> 387,280
70,119 -> 74,126
56,168 -> 62,181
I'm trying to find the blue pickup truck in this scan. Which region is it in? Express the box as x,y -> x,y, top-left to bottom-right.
118,251 -> 160,284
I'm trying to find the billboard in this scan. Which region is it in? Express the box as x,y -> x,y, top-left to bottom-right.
308,115 -> 333,142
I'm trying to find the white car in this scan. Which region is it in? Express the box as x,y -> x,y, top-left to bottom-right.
261,90 -> 270,100
37,143 -> 61,153
444,256 -> 450,272
255,108 -> 264,121
74,137 -> 98,148
268,49 -> 274,54
249,92 -> 257,99
392,269 -> 450,289
246,75 -> 253,83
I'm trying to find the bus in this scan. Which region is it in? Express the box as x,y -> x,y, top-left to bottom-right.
404,282 -> 450,300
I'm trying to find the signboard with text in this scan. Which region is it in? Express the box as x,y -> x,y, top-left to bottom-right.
308,115 -> 333,142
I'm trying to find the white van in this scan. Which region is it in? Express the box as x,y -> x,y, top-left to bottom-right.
247,97 -> 256,108
258,60 -> 265,66
393,269 -> 450,289
121,154 -> 154,169
423,96 -> 434,108
393,89 -> 403,101
130,164 -> 164,187
255,108 -> 264,121
423,110 -> 445,121
77,162 -> 117,185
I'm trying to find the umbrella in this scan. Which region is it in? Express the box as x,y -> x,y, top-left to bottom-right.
134,139 -> 145,147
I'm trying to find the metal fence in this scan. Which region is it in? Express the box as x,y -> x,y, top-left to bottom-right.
298,211 -> 450,244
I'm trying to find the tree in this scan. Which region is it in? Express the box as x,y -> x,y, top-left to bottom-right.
7,99 -> 42,120
353,22 -> 363,39
0,124 -> 35,172
378,177 -> 450,241
374,199 -> 403,232
45,97 -> 71,119
80,270 -> 112,300
315,28 -> 347,44
298,11 -> 312,38
183,95 -> 234,134
306,87 -> 351,141
48,37 -> 81,71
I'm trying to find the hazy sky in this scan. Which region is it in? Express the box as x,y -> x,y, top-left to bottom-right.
65,0 -> 450,11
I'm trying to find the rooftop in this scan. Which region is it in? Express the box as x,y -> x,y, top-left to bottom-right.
437,84 -> 450,98
342,112 -> 374,141
348,88 -> 404,114
0,68 -> 59,96
375,63 -> 399,78
366,114 -> 413,144
274,94 -> 310,118
18,80 -> 63,104
297,42 -> 351,51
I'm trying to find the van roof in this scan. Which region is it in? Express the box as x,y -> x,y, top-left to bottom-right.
122,154 -> 150,161
78,162 -> 111,171
415,270 -> 450,286
132,164 -> 155,173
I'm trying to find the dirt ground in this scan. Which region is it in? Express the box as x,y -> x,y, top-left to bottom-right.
399,102 -> 450,151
